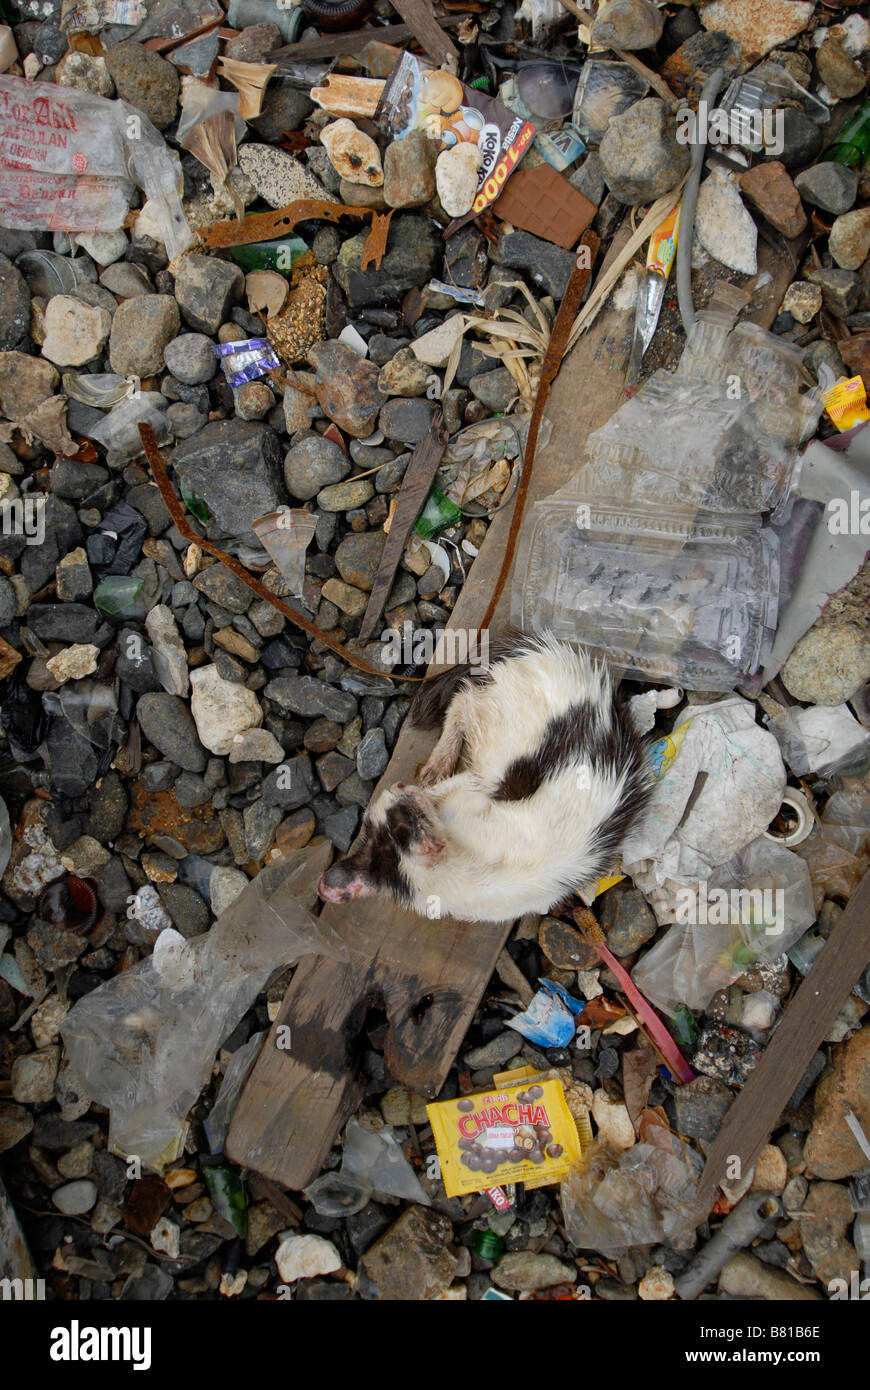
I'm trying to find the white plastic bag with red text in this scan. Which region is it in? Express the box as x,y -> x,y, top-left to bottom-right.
0,76 -> 191,258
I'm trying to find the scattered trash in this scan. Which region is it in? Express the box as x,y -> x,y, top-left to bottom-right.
0,0 -> 869,1313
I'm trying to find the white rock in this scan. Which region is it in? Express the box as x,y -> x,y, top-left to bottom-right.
52,1180 -> 98,1215
131,884 -> 173,938
591,1091 -> 635,1150
150,1217 -> 181,1258
30,993 -> 69,1049
209,866 -> 250,916
638,1266 -> 675,1300
694,167 -> 757,275
228,727 -> 286,764
320,119 -> 383,187
189,663 -> 263,755
781,281 -> 822,324
45,643 -> 99,683
411,315 -> 465,368
435,144 -> 482,218
145,604 -> 189,696
75,229 -> 128,265
41,295 -> 111,367
275,1232 -> 342,1282
825,14 -> 870,56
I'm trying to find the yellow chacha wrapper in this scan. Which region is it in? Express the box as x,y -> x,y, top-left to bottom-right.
427,1078 -> 582,1198
824,375 -> 870,432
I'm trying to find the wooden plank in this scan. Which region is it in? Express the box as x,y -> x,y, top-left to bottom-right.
227,223 -> 806,1192
358,413 -> 448,644
388,0 -> 459,66
694,869 -> 870,1216
272,15 -> 469,64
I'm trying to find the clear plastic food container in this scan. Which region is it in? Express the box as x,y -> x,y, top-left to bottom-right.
578,371 -> 801,520
511,499 -> 780,689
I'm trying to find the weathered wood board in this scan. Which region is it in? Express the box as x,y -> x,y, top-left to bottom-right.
228,223 -> 804,1191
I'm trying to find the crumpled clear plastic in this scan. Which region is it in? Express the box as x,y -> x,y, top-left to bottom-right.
304,1117 -> 430,1216
205,1029 -> 266,1154
571,60 -> 649,144
620,698 -> 787,922
0,76 -> 191,259
632,836 -> 816,1015
793,809 -> 870,915
560,1135 -> 702,1256
252,509 -> 317,598
42,680 -> 125,751
61,843 -> 345,1172
765,704 -> 870,779
86,392 -> 170,462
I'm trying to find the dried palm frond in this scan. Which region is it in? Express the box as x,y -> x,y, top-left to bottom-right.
439,277 -> 554,409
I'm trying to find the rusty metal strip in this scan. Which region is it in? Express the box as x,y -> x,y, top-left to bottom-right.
358,411 -> 449,644
361,210 -> 394,273
138,423 -> 422,683
197,199 -> 391,270
478,229 -> 600,634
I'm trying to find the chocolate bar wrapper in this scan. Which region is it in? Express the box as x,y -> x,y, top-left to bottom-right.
427,1078 -> 582,1198
374,52 -> 535,232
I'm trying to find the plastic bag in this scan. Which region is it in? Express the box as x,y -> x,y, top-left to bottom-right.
177,79 -> 245,217
765,704 -> 870,778
61,843 -> 345,1172
560,1135 -> 701,1255
632,836 -> 816,1015
205,1030 -> 266,1154
620,698 -> 787,923
0,76 -> 191,259
304,1116 -> 430,1216
506,978 -> 584,1047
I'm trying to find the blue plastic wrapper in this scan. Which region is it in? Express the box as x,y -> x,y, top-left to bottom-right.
506,978 -> 585,1047
212,337 -> 280,387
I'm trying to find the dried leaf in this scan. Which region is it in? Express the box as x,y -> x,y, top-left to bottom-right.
622,1043 -> 658,1135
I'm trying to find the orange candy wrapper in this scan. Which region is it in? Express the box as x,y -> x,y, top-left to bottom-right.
427,1078 -> 582,1198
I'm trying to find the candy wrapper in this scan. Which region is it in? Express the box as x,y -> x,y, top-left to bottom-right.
505,978 -> 585,1048
213,338 -> 280,387
427,1078 -> 582,1197
374,53 -> 534,231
